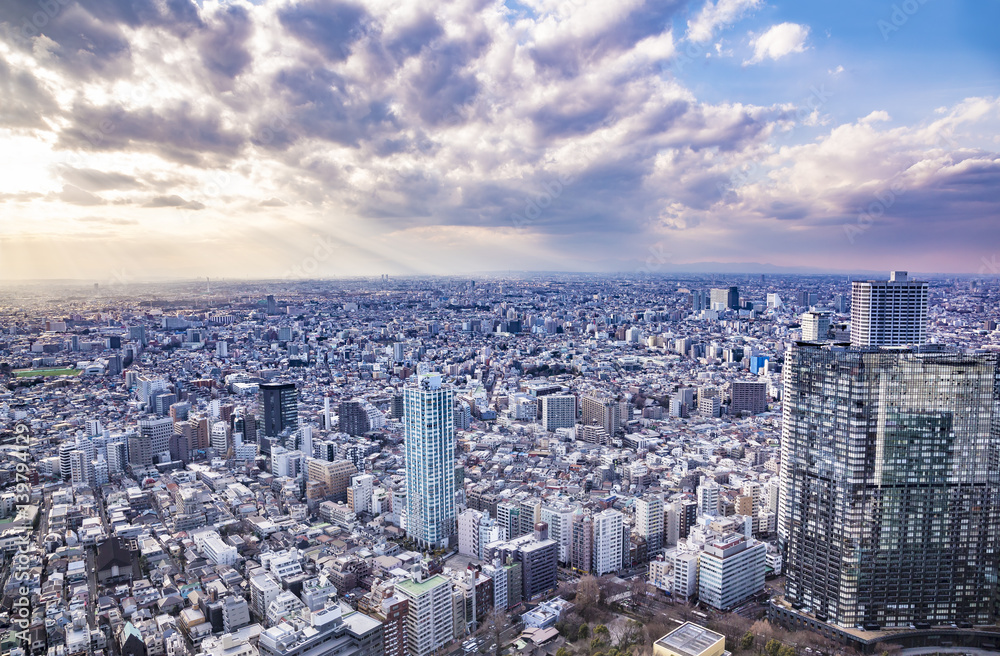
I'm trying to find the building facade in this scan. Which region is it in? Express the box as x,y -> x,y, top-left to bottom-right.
403,373 -> 457,549
779,343 -> 1000,628
850,271 -> 928,347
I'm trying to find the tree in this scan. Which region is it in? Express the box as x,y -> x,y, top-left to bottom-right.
484,606 -> 508,656
557,649 -> 570,656
765,639 -> 782,656
579,624 -> 590,640
577,576 -> 601,619
739,633 -> 754,652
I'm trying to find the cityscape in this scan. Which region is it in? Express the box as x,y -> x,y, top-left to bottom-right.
0,271 -> 999,656
2,2 -> 1000,656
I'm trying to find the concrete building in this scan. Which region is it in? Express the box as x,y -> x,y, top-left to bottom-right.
396,575 -> 454,656
653,623 -> 726,656
403,373 -> 456,550
541,395 -> 576,432
730,381 -> 767,415
780,343 -> 1000,627
850,271 -> 928,347
698,533 -> 765,610
592,508 -> 623,576
800,310 -> 832,342
635,495 -> 665,556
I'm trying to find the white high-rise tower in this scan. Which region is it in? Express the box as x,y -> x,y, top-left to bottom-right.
404,372 -> 456,549
850,271 -> 928,347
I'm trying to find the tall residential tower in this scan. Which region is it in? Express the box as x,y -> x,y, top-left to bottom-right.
404,373 -> 457,549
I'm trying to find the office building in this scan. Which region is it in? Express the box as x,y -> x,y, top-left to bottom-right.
403,373 -> 456,549
710,287 -> 739,311
698,533 -> 766,610
779,343 -> 1000,627
653,623 -> 725,656
339,399 -> 385,436
850,271 -> 928,347
307,459 -> 358,503
258,604 -> 383,656
138,417 -> 172,464
541,395 -> 576,432
730,381 -> 767,415
260,382 -> 298,438
800,310 -> 832,341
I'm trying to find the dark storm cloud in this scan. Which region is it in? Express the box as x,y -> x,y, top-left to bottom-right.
278,0 -> 370,62
0,0 -> 202,76
259,66 -> 401,149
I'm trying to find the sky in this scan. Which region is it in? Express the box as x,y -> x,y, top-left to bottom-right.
0,0 -> 998,281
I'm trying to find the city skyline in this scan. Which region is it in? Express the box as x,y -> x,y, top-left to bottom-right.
1,0 -> 999,279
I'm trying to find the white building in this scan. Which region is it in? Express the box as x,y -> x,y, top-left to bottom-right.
457,509 -> 500,561
203,535 -> 238,566
698,533 -> 766,610
349,474 -> 374,515
635,495 -> 665,556
697,480 -> 721,517
800,310 -> 832,342
540,503 -> 575,563
592,508 -> 623,576
665,548 -> 699,600
850,271 -> 928,347
403,373 -> 456,549
396,574 -> 454,656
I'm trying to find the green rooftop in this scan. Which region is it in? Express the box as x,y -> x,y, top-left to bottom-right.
397,574 -> 449,597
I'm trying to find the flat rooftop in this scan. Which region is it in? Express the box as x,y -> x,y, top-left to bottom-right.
655,623 -> 725,656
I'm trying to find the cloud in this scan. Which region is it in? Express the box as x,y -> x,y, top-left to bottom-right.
78,216 -> 139,225
58,185 -> 106,206
686,0 -> 762,43
143,195 -> 205,209
0,0 -> 997,277
745,22 -> 810,64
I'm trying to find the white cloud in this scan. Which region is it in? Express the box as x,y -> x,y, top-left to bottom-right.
686,0 -> 762,44
745,22 -> 810,65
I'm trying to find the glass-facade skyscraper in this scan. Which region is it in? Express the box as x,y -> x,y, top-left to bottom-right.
404,372 -> 456,549
779,343 -> 1000,628
260,382 -> 298,437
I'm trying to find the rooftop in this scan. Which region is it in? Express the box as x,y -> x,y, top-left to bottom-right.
655,623 -> 725,656
396,574 -> 449,597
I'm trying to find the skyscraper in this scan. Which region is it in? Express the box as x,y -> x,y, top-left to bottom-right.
850,270 -> 928,347
260,382 -> 298,438
710,287 -> 740,311
404,373 -> 456,549
779,343 -> 1000,628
